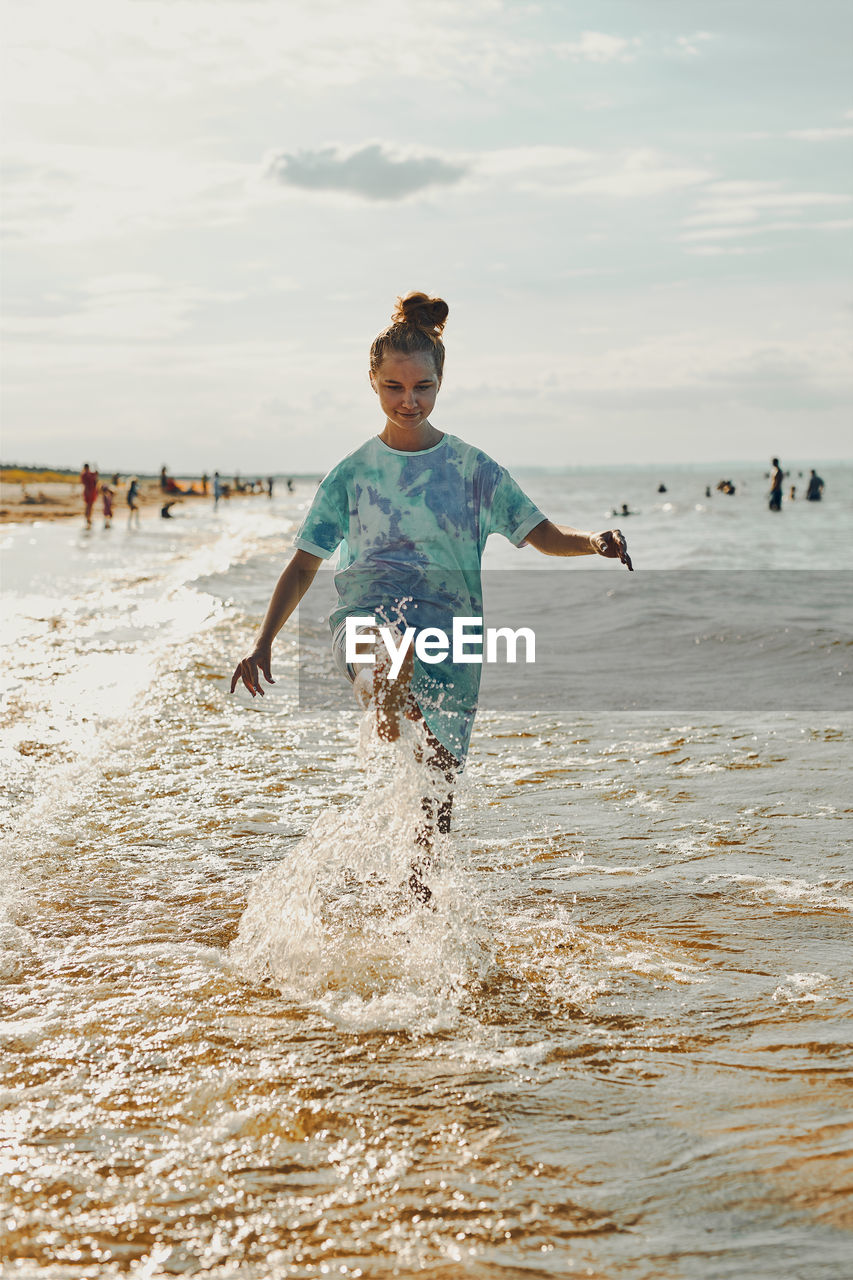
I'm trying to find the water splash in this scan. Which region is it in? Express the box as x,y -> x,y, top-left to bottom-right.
229,718 -> 491,1031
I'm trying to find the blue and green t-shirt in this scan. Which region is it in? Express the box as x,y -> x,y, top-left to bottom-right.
294,432 -> 544,763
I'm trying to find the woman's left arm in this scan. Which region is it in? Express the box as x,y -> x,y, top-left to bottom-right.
525,519 -> 632,569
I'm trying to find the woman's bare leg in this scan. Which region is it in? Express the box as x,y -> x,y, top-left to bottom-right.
372,633 -> 413,742
408,715 -> 457,903
348,634 -> 457,903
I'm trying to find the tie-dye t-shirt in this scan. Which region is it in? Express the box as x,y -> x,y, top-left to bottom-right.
293,433 -> 544,764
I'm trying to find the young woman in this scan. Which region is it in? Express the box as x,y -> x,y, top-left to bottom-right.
231,293 -> 630,893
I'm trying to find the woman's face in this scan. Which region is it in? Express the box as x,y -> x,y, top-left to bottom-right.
370,351 -> 440,431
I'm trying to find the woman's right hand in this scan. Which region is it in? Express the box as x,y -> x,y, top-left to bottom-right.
230,647 -> 275,698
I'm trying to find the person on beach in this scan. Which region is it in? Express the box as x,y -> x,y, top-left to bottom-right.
806,469 -> 825,501
80,463 -> 99,529
769,457 -> 784,512
101,484 -> 114,528
126,476 -> 141,528
230,293 -> 631,898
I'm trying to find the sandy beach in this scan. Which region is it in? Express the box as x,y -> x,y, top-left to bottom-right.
0,474 -> 264,524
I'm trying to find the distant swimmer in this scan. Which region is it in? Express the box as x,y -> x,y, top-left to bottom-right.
230,290 -> 633,905
80,462 -> 99,529
657,483 -> 667,493
789,485 -> 796,502
806,469 -> 825,501
611,503 -> 634,517
768,457 -> 783,512
705,486 -> 712,498
716,479 -> 736,495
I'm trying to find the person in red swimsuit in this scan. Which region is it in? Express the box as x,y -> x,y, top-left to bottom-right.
80,463 -> 99,529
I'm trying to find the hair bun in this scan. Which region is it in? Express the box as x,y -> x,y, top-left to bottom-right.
392,291 -> 449,335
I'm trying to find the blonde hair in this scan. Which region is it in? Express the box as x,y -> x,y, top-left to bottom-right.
369,291 -> 449,380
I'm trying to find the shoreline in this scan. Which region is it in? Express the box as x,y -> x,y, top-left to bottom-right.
0,479 -> 270,525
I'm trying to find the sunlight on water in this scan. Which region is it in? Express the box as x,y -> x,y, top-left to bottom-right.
2,477 -> 852,1278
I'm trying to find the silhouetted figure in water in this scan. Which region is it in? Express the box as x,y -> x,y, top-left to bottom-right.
657,483 -> 667,493
806,469 -> 825,501
705,486 -> 712,498
769,458 -> 783,512
717,479 -> 735,495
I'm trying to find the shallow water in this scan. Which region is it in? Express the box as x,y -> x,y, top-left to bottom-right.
1,466 -> 851,1278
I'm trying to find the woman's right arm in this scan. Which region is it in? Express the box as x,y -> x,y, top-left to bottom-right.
230,548 -> 323,697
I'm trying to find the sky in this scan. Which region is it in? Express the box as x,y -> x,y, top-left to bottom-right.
2,0 -> 852,473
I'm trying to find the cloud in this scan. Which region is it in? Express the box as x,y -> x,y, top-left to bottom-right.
683,219 -> 852,245
555,28 -> 715,65
672,31 -> 714,57
1,274 -> 244,342
2,0 -> 537,105
264,143 -> 469,201
684,245 -> 768,257
787,126 -> 853,141
1,144 -> 251,245
449,330 -> 852,415
556,32 -> 639,63
261,141 -> 712,205
478,145 -> 712,198
742,117 -> 853,143
681,180 -> 852,246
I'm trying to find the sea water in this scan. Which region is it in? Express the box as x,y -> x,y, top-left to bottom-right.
1,463 -> 851,1278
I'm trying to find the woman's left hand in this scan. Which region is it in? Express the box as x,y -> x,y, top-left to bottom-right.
590,528 -> 633,571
